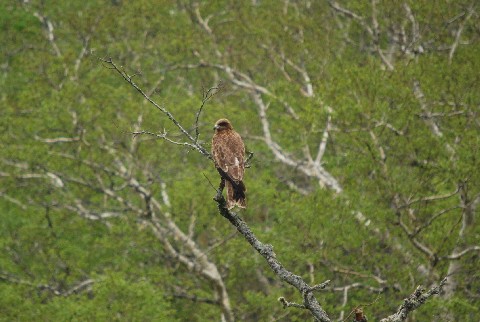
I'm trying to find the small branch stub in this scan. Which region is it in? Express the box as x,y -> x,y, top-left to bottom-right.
278,297 -> 306,310
309,280 -> 331,292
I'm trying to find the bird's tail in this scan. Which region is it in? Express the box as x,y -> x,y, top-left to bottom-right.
226,180 -> 246,209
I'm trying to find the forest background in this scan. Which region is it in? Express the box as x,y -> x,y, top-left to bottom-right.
1,1 -> 479,321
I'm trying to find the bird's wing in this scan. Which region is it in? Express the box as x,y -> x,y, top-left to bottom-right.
212,131 -> 245,182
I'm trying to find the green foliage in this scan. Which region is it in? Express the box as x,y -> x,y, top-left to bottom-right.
0,273 -> 177,322
1,0 -> 479,321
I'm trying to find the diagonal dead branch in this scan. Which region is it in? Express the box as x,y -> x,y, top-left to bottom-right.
445,245 -> 480,260
100,57 -> 212,159
213,193 -> 331,321
449,5 -> 475,63
104,55 -> 448,322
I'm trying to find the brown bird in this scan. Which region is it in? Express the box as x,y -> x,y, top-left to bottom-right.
211,118 -> 246,209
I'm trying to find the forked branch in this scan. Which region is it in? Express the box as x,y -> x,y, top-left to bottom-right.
380,278 -> 447,322
100,57 -> 212,159
105,58 -> 447,321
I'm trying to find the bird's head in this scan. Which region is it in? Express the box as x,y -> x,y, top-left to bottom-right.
213,118 -> 233,132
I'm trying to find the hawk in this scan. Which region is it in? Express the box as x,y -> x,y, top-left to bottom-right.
212,118 -> 246,209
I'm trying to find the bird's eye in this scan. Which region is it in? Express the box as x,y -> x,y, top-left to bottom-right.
219,122 -> 227,126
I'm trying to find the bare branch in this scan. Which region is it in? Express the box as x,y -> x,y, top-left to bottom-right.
278,297 -> 306,309
34,135 -> 80,143
330,266 -> 387,285
131,129 -> 196,148
403,186 -> 460,207
260,44 -> 315,97
284,179 -> 310,195
253,92 -> 342,193
369,129 -> 387,175
283,56 -> 314,97
328,0 -> 373,35
64,201 -> 125,221
31,12 -> 63,58
195,84 -> 222,143
324,282 -> 383,295
193,2 -> 214,35
167,60 -> 300,119
72,15 -> 101,81
414,79 -> 460,158
22,5 -> 69,88
374,120 -> 404,136
0,271 -> 94,297
329,0 -> 396,69
213,194 -> 331,322
315,107 -> 332,164
442,185 -> 478,299
412,206 -> 461,237
413,81 -> 443,136
449,5 -> 475,63
100,57 -> 212,159
397,213 -> 436,261
371,0 -> 394,70
61,279 -> 95,297
444,246 -> 480,260
0,171 -> 64,188
391,194 -> 438,263
337,284 -> 351,321
380,278 -> 447,322
403,3 -> 419,46
0,191 -> 28,209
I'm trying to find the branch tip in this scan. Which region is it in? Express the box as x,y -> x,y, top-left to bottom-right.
278,296 -> 306,310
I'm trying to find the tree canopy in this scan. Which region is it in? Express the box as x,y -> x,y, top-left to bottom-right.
1,1 -> 479,321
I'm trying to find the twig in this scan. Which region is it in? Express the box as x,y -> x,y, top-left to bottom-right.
33,135 -> 80,143
100,57 -> 212,159
371,0 -> 394,70
195,83 -> 223,143
412,206 -> 461,237
310,280 -> 331,292
278,297 -> 306,309
449,5 -> 475,63
131,129 -> 196,148
380,278 -> 447,322
403,186 -> 460,207
444,246 -> 480,260
315,108 -> 332,164
203,173 -> 218,192
0,191 -> 28,209
0,271 -> 94,297
244,151 -> 254,168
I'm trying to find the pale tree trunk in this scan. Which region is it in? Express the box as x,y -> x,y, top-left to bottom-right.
443,186 -> 479,299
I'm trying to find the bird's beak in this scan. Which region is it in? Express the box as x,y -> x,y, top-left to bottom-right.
213,125 -> 220,130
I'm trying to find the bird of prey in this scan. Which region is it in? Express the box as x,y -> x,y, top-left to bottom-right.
211,118 -> 246,209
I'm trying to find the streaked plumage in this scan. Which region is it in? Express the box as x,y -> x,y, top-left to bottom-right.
212,118 -> 246,209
